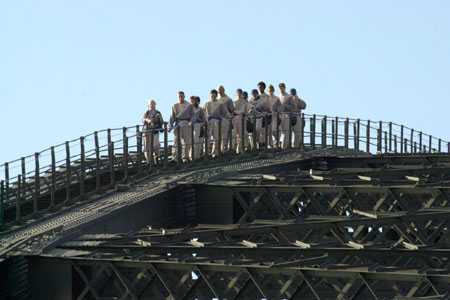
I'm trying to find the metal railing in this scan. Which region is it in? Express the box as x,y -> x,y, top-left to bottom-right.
0,113 -> 449,229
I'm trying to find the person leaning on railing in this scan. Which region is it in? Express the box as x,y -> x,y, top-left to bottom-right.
232,89 -> 251,154
142,99 -> 164,164
291,88 -> 307,148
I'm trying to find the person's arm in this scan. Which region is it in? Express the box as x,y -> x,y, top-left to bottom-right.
199,108 -> 206,123
169,105 -> 176,128
299,99 -> 306,110
158,111 -> 164,124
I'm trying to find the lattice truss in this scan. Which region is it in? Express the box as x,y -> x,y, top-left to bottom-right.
50,155 -> 450,299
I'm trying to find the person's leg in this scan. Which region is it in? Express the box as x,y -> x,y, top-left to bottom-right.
256,118 -> 264,146
293,116 -> 302,148
221,119 -> 230,152
181,123 -> 191,161
280,114 -> 290,149
143,132 -> 150,162
193,123 -> 202,160
232,117 -> 240,153
153,132 -> 160,164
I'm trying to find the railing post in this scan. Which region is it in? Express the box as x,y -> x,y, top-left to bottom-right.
448,142 -> 450,154
163,123 -> 168,168
80,137 -> 86,200
65,142 -> 71,205
21,157 -> 26,196
94,131 -> 101,193
414,142 -> 417,153
300,113 -> 305,150
429,135 -> 432,153
109,141 -> 115,187
50,146 -> 56,208
404,138 -> 408,154
21,157 -> 27,216
123,128 -> 129,181
366,120 -> 371,153
355,119 -> 360,151
388,122 -> 392,152
204,122 -> 209,159
344,118 -> 349,149
410,129 -> 414,153
438,139 -> 442,153
4,163 -> 9,211
377,121 -> 383,153
321,116 -> 327,149
311,115 -> 316,149
287,114 -> 292,149
136,125 -> 142,174
16,175 -> 21,223
335,116 -> 339,147
394,135 -> 398,153
399,125 -> 404,154
331,119 -> 335,148
377,123 -> 382,153
419,132 -> 423,153
34,152 -> 40,214
384,131 -> 388,153
0,180 -> 4,229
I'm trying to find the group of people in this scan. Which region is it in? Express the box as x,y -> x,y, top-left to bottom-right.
142,81 -> 307,163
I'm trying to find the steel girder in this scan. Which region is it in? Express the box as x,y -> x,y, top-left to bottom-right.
59,257 -> 450,299
216,184 -> 450,223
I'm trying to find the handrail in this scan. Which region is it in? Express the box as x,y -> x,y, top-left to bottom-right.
0,113 -> 449,230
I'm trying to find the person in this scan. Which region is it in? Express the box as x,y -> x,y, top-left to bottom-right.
267,84 -> 281,147
169,91 -> 191,161
217,85 -> 234,152
190,96 -> 206,160
204,89 -> 230,157
278,83 -> 297,149
256,81 -> 272,147
232,89 -> 251,153
290,88 -> 307,148
142,99 -> 163,164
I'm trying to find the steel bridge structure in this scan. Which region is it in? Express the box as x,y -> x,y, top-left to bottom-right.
1,114 -> 450,299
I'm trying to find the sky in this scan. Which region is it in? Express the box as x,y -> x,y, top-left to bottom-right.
1,0 -> 449,163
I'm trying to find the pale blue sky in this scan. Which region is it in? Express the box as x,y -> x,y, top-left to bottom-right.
1,0 -> 449,162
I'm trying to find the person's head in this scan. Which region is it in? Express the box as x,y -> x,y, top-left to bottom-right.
268,84 -> 275,95
210,89 -> 218,101
290,88 -> 297,96
242,91 -> 248,100
218,85 -> 225,96
148,99 -> 156,110
257,81 -> 266,94
190,96 -> 197,106
251,89 -> 259,99
279,82 -> 286,94
236,88 -> 243,99
178,91 -> 185,103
